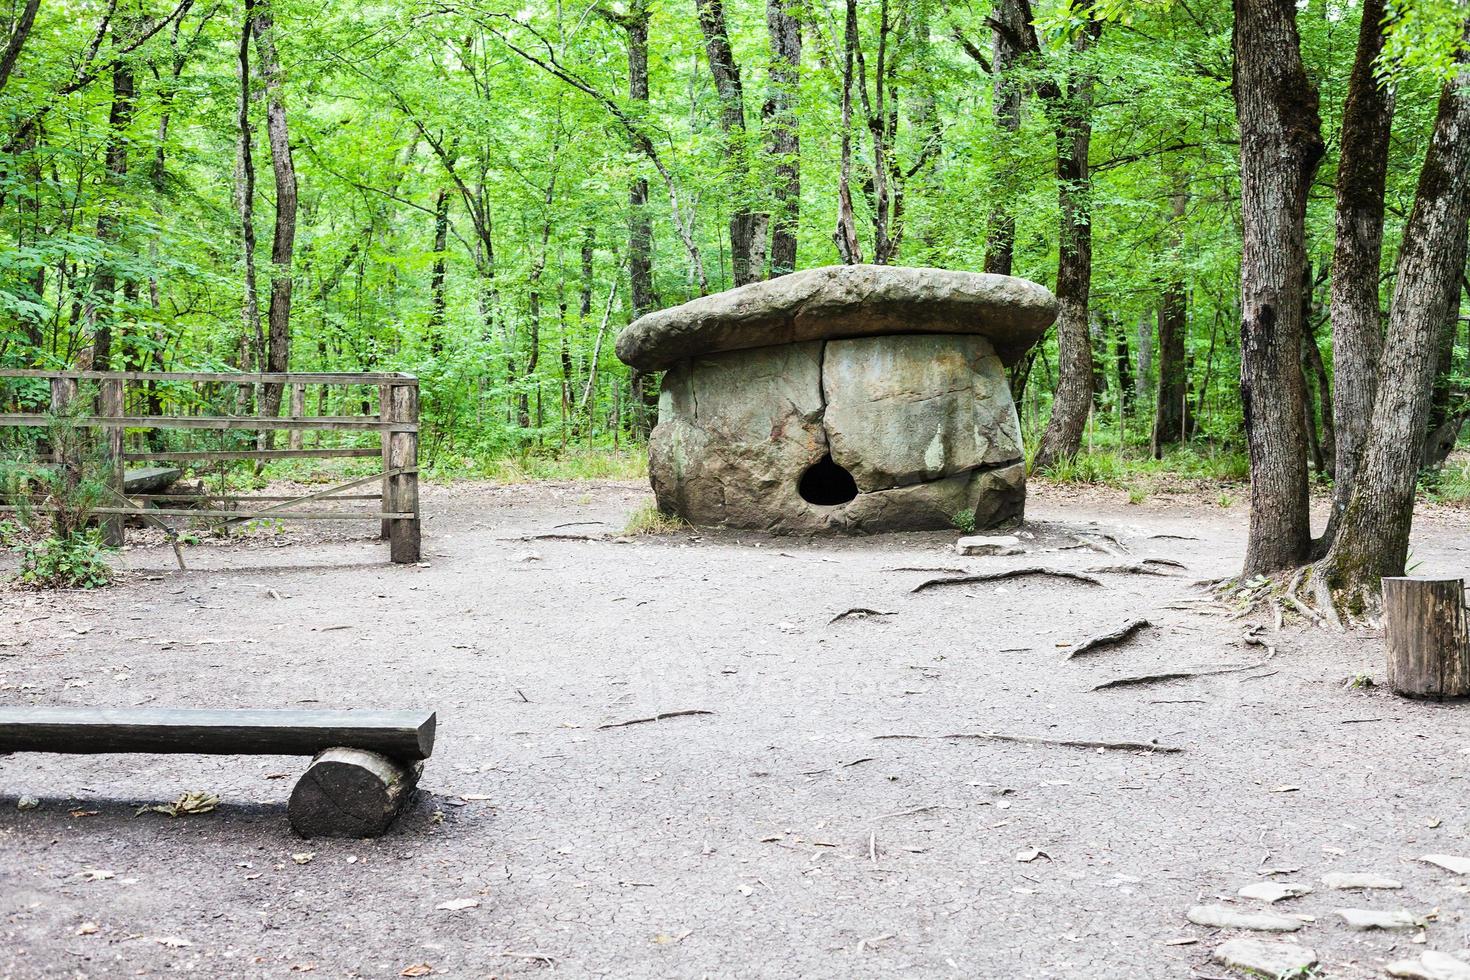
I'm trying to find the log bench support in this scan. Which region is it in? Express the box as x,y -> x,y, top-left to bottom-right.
1383,577 -> 1470,698
0,707 -> 436,838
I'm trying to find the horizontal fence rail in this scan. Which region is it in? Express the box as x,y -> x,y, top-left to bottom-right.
0,370 -> 421,564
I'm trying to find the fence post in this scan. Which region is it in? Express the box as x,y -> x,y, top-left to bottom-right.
379,383 -> 391,541
288,382 -> 306,451
98,378 -> 125,547
48,376 -> 79,523
385,380 -> 420,564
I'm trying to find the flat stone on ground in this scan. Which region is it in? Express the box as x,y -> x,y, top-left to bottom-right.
955,534 -> 1023,556
1321,872 -> 1403,890
1336,908 -> 1421,930
1212,938 -> 1317,977
1422,854 -> 1470,875
1186,905 -> 1303,932
1237,881 -> 1312,903
1387,951 -> 1470,980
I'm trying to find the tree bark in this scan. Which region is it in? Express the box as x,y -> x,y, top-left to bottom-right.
833,0 -> 862,264
252,5 -> 297,424
89,19 -> 137,372
1315,32 -> 1470,610
1152,182 -> 1189,455
696,0 -> 767,286
1327,0 -> 1394,537
763,0 -> 801,277
0,0 -> 41,97
1233,0 -> 1324,575
427,187 -> 449,354
236,2 -> 261,399
1032,11 -> 1101,471
983,0 -> 1025,276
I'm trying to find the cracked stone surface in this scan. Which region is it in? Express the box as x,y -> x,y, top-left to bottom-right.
647,335 -> 1026,533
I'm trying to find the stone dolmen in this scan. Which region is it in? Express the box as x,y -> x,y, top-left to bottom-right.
616,264 -> 1057,533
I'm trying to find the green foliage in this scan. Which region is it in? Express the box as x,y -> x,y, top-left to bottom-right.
14,529 -> 114,590
623,501 -> 686,536
952,508 -> 977,533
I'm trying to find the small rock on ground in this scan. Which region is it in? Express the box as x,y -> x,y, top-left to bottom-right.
1186,905 -> 1303,932
1386,951 -> 1470,980
955,534 -> 1023,556
1322,872 -> 1403,890
1212,938 -> 1317,977
1238,882 -> 1312,903
1336,908 -> 1421,930
1422,854 -> 1470,876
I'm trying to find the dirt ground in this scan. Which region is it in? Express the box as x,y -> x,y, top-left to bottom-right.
4,478 -> 1470,979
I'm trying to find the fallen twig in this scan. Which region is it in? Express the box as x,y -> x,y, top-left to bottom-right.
884,565 -> 966,574
828,607 -> 897,625
1086,563 -> 1175,577
1068,619 -> 1154,658
513,532 -> 607,542
599,709 -> 714,730
1149,534 -> 1199,541
911,567 -> 1102,593
873,731 -> 1182,754
1091,660 -> 1272,691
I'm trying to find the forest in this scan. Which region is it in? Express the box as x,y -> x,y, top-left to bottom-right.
1,0 -> 1469,589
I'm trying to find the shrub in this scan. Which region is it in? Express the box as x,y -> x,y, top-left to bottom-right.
15,529 -> 113,589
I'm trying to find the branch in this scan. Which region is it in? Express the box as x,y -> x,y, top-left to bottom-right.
950,27 -> 991,73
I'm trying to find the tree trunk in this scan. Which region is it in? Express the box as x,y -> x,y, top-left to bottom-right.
1233,0 -> 1324,575
1114,317 -> 1133,417
833,0 -> 862,264
89,21 -> 137,371
1315,35 -> 1470,610
1303,308 -> 1336,478
235,1 -> 261,397
0,0 -> 40,97
696,0 -> 767,286
1382,578 -> 1470,699
1032,16 -> 1102,471
252,5 -> 297,424
983,0 -> 1025,276
1327,0 -> 1394,538
621,1 -> 659,438
427,188 -> 449,354
1152,183 -> 1189,455
763,0 -> 801,277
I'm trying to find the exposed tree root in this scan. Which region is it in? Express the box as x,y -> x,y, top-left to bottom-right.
828,607 -> 896,625
873,731 -> 1182,754
599,710 -> 714,729
1091,658 -> 1273,691
911,567 -> 1103,593
1068,619 -> 1154,658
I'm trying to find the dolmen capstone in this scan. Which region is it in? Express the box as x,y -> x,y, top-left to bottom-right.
615,264 -> 1057,533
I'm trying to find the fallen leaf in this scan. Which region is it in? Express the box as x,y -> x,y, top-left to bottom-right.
76,922 -> 98,936
291,853 -> 315,865
78,868 -> 114,882
136,791 -> 218,818
400,965 -> 433,978
1015,847 -> 1050,863
152,936 -> 191,948
435,898 -> 479,912
69,809 -> 99,818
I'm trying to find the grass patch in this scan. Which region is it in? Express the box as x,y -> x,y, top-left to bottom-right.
1035,445 -> 1250,493
623,501 -> 687,535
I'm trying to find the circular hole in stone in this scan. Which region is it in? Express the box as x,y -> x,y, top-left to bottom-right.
798,454 -> 859,506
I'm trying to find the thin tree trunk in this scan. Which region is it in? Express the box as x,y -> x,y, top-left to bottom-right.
764,0 -> 801,277
1233,0 -> 1324,575
252,4 -> 296,425
0,0 -> 41,97
1114,316 -> 1133,417
1327,0 -> 1394,540
984,0 -> 1025,276
427,188 -> 450,354
1153,181 -> 1189,455
236,0 -> 261,401
833,0 -> 862,264
1316,29 -> 1470,610
89,19 -> 136,371
1032,14 -> 1102,471
696,0 -> 767,286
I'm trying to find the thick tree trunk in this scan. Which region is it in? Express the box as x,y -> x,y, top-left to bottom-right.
1327,0 -> 1394,538
696,0 -> 767,286
764,0 -> 801,277
1032,16 -> 1102,471
621,2 -> 659,438
1316,37 -> 1470,610
983,0 -> 1025,276
1233,0 -> 1324,575
252,7 -> 296,424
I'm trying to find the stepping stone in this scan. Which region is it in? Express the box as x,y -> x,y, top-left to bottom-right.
1238,882 -> 1312,903
1336,908 -> 1422,930
1212,938 -> 1318,977
1387,951 -> 1470,980
1186,905 -> 1304,932
955,534 -> 1023,556
1322,872 -> 1403,890
1422,854 -> 1470,875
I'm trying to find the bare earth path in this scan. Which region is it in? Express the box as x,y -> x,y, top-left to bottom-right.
4,481 -> 1470,978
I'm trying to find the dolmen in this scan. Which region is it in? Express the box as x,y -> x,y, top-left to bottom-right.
616,264 -> 1057,533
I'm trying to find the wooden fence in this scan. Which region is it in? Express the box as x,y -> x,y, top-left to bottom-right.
0,370 -> 420,564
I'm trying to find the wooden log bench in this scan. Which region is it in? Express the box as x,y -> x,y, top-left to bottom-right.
0,707 -> 436,838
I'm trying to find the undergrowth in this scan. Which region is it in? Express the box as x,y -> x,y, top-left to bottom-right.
623,501 -> 687,535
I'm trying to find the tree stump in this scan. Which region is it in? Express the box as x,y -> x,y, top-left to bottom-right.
1383,577 -> 1470,699
288,747 -> 422,838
